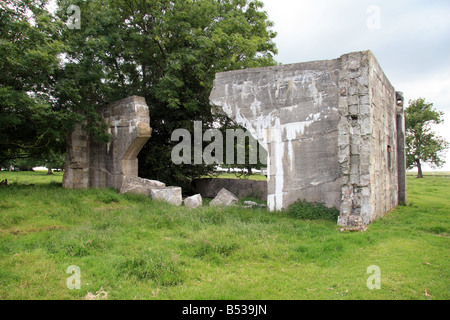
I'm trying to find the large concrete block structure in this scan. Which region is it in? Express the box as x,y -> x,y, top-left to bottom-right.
62,96 -> 152,190
209,50 -> 406,226
62,96 -> 184,206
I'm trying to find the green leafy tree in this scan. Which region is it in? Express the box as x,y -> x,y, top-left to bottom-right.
55,0 -> 278,188
405,98 -> 449,178
11,157 -> 38,171
0,0 -> 67,166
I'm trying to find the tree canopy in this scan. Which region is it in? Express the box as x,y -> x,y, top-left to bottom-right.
58,0 -> 277,187
405,98 -> 449,178
1,0 -> 278,186
0,0 -> 67,166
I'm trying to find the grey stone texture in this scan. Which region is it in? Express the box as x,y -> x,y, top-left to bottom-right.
209,188 -> 239,207
209,50 -> 406,225
119,176 -> 166,196
184,194 -> 203,208
150,187 -> 183,206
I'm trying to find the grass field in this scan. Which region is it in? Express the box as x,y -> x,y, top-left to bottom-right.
0,170 -> 449,300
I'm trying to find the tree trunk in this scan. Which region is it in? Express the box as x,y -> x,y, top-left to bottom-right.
47,168 -> 53,175
416,160 -> 423,178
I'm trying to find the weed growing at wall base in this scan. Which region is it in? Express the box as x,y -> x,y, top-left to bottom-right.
287,200 -> 340,222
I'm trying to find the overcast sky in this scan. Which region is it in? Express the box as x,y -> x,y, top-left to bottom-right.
261,0 -> 450,171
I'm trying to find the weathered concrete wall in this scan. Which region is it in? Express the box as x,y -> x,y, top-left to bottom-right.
63,96 -> 151,190
336,51 -> 404,226
396,92 -> 407,205
210,59 -> 342,212
62,123 -> 90,189
210,50 -> 406,225
192,178 -> 268,201
368,53 -> 399,222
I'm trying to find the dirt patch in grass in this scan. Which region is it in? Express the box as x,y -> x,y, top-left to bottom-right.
0,225 -> 68,235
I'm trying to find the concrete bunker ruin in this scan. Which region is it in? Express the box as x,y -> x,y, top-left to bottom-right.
209,50 -> 406,226
62,50 -> 406,226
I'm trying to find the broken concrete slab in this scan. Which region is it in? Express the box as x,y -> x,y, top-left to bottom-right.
184,194 -> 203,208
119,176 -> 166,196
209,188 -> 239,207
150,187 -> 183,206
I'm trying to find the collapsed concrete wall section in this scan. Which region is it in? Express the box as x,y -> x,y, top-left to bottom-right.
62,96 -> 184,206
209,50 -> 406,225
63,96 -> 151,190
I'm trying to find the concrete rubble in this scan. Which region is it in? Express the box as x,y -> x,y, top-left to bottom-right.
150,187 -> 183,206
120,176 -> 166,196
184,194 -> 203,208
209,188 -> 239,207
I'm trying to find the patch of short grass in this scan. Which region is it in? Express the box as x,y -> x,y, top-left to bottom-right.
0,170 -> 64,185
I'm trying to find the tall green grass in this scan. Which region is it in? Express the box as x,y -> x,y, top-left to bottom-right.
287,200 -> 340,221
0,171 -> 448,300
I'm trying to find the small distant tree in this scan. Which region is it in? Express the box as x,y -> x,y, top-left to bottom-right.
43,149 -> 66,174
405,98 -> 449,178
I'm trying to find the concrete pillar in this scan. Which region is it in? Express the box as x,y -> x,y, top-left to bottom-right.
396,91 -> 407,204
63,96 -> 151,190
62,123 -> 90,189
